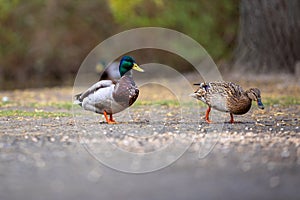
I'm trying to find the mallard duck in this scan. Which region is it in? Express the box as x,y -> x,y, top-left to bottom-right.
74,56 -> 144,124
190,81 -> 264,123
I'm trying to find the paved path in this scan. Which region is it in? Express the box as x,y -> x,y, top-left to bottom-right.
0,81 -> 299,200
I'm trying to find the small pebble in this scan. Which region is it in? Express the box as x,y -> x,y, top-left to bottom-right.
281,148 -> 290,158
269,176 -> 280,188
123,140 -> 129,146
36,160 -> 46,168
17,154 -> 26,162
87,168 -> 102,182
261,156 -> 268,164
241,162 -> 251,172
246,132 -> 253,137
267,162 -> 275,171
31,137 -> 39,143
2,96 -> 9,102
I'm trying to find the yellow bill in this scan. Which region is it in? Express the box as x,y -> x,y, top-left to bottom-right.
132,63 -> 144,72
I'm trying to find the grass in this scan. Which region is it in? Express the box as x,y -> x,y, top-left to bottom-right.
0,95 -> 298,119
262,96 -> 300,106
134,100 -> 180,106
28,102 -> 73,110
0,110 -> 72,118
0,101 -> 73,110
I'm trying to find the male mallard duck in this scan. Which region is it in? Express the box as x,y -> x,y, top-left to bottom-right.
74,56 -> 144,124
190,81 -> 264,123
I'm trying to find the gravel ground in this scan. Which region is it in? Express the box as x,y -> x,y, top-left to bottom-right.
0,76 -> 300,200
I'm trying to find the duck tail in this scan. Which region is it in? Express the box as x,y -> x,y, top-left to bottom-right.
193,82 -> 207,87
73,93 -> 83,106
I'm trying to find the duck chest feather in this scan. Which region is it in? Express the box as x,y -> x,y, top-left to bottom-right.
113,76 -> 139,107
227,97 -> 252,115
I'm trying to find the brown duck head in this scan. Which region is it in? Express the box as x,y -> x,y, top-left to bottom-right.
245,88 -> 264,109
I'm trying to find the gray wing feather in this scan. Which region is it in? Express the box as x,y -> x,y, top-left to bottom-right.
75,80 -> 113,101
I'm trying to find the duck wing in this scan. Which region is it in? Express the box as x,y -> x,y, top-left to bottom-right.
75,80 -> 113,102
191,81 -> 244,106
207,82 -> 244,97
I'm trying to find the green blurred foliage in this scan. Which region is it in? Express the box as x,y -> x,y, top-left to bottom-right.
0,0 -> 117,89
0,0 -> 239,89
0,0 -> 19,20
109,0 -> 239,59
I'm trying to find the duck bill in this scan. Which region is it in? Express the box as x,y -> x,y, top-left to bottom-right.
132,63 -> 144,72
257,99 -> 264,109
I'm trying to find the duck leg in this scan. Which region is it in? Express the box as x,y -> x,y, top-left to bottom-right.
205,107 -> 212,123
109,114 -> 116,123
103,110 -> 117,124
229,113 -> 234,123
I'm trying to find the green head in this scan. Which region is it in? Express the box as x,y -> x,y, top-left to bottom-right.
119,56 -> 144,76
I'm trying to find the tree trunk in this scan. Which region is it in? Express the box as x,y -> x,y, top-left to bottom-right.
234,0 -> 300,74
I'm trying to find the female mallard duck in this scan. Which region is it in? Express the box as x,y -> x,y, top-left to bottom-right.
190,81 -> 264,123
74,56 -> 144,124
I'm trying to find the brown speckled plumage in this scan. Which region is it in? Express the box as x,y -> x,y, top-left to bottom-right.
191,81 -> 264,123
113,75 -> 139,108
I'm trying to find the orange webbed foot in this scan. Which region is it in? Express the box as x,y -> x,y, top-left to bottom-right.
103,111 -> 117,124
205,119 -> 212,123
107,120 -> 117,124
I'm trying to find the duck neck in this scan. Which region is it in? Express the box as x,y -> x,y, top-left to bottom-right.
119,69 -> 132,77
